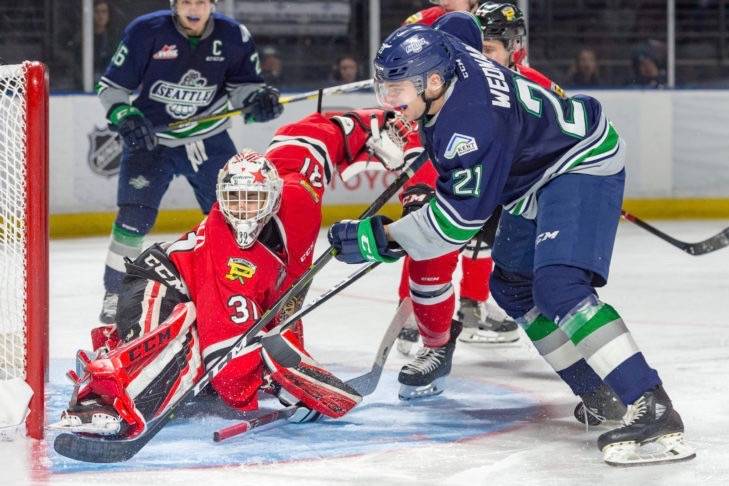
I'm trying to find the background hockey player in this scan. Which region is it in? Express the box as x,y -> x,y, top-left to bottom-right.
398,1 -> 519,360
328,23 -> 695,466
96,0 -> 283,325
59,109 -> 417,437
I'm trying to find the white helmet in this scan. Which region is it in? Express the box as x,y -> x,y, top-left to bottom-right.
216,150 -> 283,249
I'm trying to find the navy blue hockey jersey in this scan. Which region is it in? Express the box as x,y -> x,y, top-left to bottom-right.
98,10 -> 263,144
389,31 -> 625,260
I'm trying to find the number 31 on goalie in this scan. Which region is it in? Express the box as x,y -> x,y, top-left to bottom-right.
227,295 -> 260,325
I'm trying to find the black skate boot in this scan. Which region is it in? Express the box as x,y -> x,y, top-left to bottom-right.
99,291 -> 119,324
457,298 -> 519,344
398,320 -> 462,400
597,385 -> 695,466
574,382 -> 626,427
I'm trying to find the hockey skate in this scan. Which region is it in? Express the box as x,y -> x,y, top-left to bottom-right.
597,385 -> 695,466
398,320 -> 462,400
98,291 -> 119,324
396,310 -> 420,355
50,396 -> 127,437
457,298 -> 520,344
574,382 -> 626,427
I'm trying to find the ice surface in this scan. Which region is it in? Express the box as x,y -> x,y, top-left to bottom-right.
2,220 -> 728,485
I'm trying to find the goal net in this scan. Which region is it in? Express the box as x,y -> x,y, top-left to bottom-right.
0,61 -> 49,440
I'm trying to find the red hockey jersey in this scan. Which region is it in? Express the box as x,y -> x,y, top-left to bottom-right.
165,177 -> 320,410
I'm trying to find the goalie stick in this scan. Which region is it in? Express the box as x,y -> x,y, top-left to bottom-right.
53,151 -> 428,463
213,298 -> 412,442
621,210 -> 729,256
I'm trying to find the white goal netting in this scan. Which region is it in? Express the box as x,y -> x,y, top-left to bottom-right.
0,63 -> 29,385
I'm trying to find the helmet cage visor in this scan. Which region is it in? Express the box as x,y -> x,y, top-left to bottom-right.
374,76 -> 424,111
216,171 -> 282,248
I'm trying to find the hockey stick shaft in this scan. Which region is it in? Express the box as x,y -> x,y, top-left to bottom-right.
165,79 -> 374,130
212,298 -> 411,442
621,210 -> 729,256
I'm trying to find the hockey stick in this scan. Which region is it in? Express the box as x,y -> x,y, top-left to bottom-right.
53,151 -> 428,463
213,298 -> 412,442
621,210 -> 729,256
165,79 -> 374,130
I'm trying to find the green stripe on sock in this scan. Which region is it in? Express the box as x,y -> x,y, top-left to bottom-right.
112,224 -> 144,248
564,303 -> 621,345
525,314 -> 559,342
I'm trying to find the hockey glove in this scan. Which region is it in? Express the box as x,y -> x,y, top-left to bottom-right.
243,85 -> 283,123
327,215 -> 405,264
400,183 -> 435,217
366,112 -> 422,171
107,103 -> 157,152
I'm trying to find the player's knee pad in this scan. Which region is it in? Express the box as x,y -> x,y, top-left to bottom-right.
75,302 -> 202,436
115,204 -> 158,236
489,266 -> 534,319
532,265 -> 596,322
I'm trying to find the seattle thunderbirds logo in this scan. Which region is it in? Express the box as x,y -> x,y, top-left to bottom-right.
149,70 -> 218,119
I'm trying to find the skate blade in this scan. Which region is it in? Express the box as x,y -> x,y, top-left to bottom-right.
458,329 -> 520,344
603,433 -> 696,466
398,377 -> 446,401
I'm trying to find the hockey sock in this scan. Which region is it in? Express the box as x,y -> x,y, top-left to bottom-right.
459,255 -> 493,302
398,257 -> 411,302
518,307 -> 603,396
411,282 -> 455,348
103,206 -> 157,292
559,295 -> 661,405
408,252 -> 458,348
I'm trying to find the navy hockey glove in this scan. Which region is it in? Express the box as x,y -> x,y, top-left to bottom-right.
243,85 -> 283,123
107,104 -> 157,152
327,216 -> 405,264
400,183 -> 435,217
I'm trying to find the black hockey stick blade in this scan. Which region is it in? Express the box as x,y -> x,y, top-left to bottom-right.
53,407 -> 172,463
621,210 -> 729,256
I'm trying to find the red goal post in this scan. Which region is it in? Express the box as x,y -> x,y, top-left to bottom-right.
0,61 -> 49,440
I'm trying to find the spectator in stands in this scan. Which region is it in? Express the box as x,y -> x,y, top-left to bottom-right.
568,47 -> 602,87
331,54 -> 360,83
260,46 -> 285,86
93,0 -> 117,81
630,40 -> 667,88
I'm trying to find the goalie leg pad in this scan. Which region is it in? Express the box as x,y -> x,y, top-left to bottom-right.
55,302 -> 203,438
261,330 -> 361,418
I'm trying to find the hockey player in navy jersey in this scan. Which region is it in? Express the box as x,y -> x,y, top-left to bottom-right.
328,23 -> 695,466
96,0 -> 283,324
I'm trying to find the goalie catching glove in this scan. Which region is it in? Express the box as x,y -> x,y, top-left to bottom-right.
328,215 -> 405,264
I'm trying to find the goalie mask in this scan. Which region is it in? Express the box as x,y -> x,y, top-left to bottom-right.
216,150 -> 283,249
